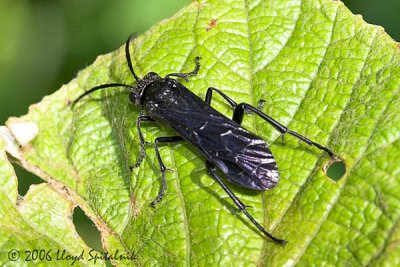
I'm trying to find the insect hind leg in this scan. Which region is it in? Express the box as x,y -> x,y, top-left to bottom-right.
205,87 -> 237,108
151,136 -> 183,207
205,87 -> 265,116
205,89 -> 333,157
233,103 -> 335,157
166,57 -> 201,82
206,161 -> 287,245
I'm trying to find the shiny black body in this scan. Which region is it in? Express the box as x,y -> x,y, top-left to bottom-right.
142,78 -> 279,190
73,36 -> 335,246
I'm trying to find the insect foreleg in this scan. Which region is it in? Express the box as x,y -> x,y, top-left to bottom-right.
151,136 -> 183,207
166,57 -> 201,81
130,115 -> 155,170
205,161 -> 287,246
233,103 -> 334,157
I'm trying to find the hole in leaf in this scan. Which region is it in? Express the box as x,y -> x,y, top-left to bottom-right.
325,159 -> 346,181
73,207 -> 103,252
13,163 -> 43,196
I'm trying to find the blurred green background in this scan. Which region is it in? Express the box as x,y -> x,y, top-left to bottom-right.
0,0 -> 398,125
0,0 -> 398,252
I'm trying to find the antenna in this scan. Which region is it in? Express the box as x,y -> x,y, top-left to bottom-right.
71,83 -> 134,108
125,34 -> 140,82
71,34 -> 140,108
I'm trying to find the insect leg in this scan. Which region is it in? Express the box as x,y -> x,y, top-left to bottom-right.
151,136 -> 183,207
166,57 -> 201,81
205,87 -> 265,114
205,87 -> 237,107
233,103 -> 334,157
257,99 -> 266,111
130,115 -> 155,170
206,161 -> 287,246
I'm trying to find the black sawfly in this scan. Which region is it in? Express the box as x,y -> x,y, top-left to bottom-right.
72,35 -> 336,246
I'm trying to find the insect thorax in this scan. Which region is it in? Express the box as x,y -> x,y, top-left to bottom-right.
129,72 -> 161,106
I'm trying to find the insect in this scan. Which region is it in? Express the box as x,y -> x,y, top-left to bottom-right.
73,36 -> 335,246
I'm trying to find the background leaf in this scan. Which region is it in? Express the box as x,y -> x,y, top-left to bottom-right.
2,0 -> 400,266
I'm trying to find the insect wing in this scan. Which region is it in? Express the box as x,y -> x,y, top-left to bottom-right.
145,80 -> 280,190
194,116 -> 280,190
154,105 -> 280,190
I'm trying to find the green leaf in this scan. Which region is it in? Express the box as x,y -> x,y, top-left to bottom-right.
0,132 -> 105,266
2,0 -> 400,265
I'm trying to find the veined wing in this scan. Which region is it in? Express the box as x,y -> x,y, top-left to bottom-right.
154,106 -> 280,190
